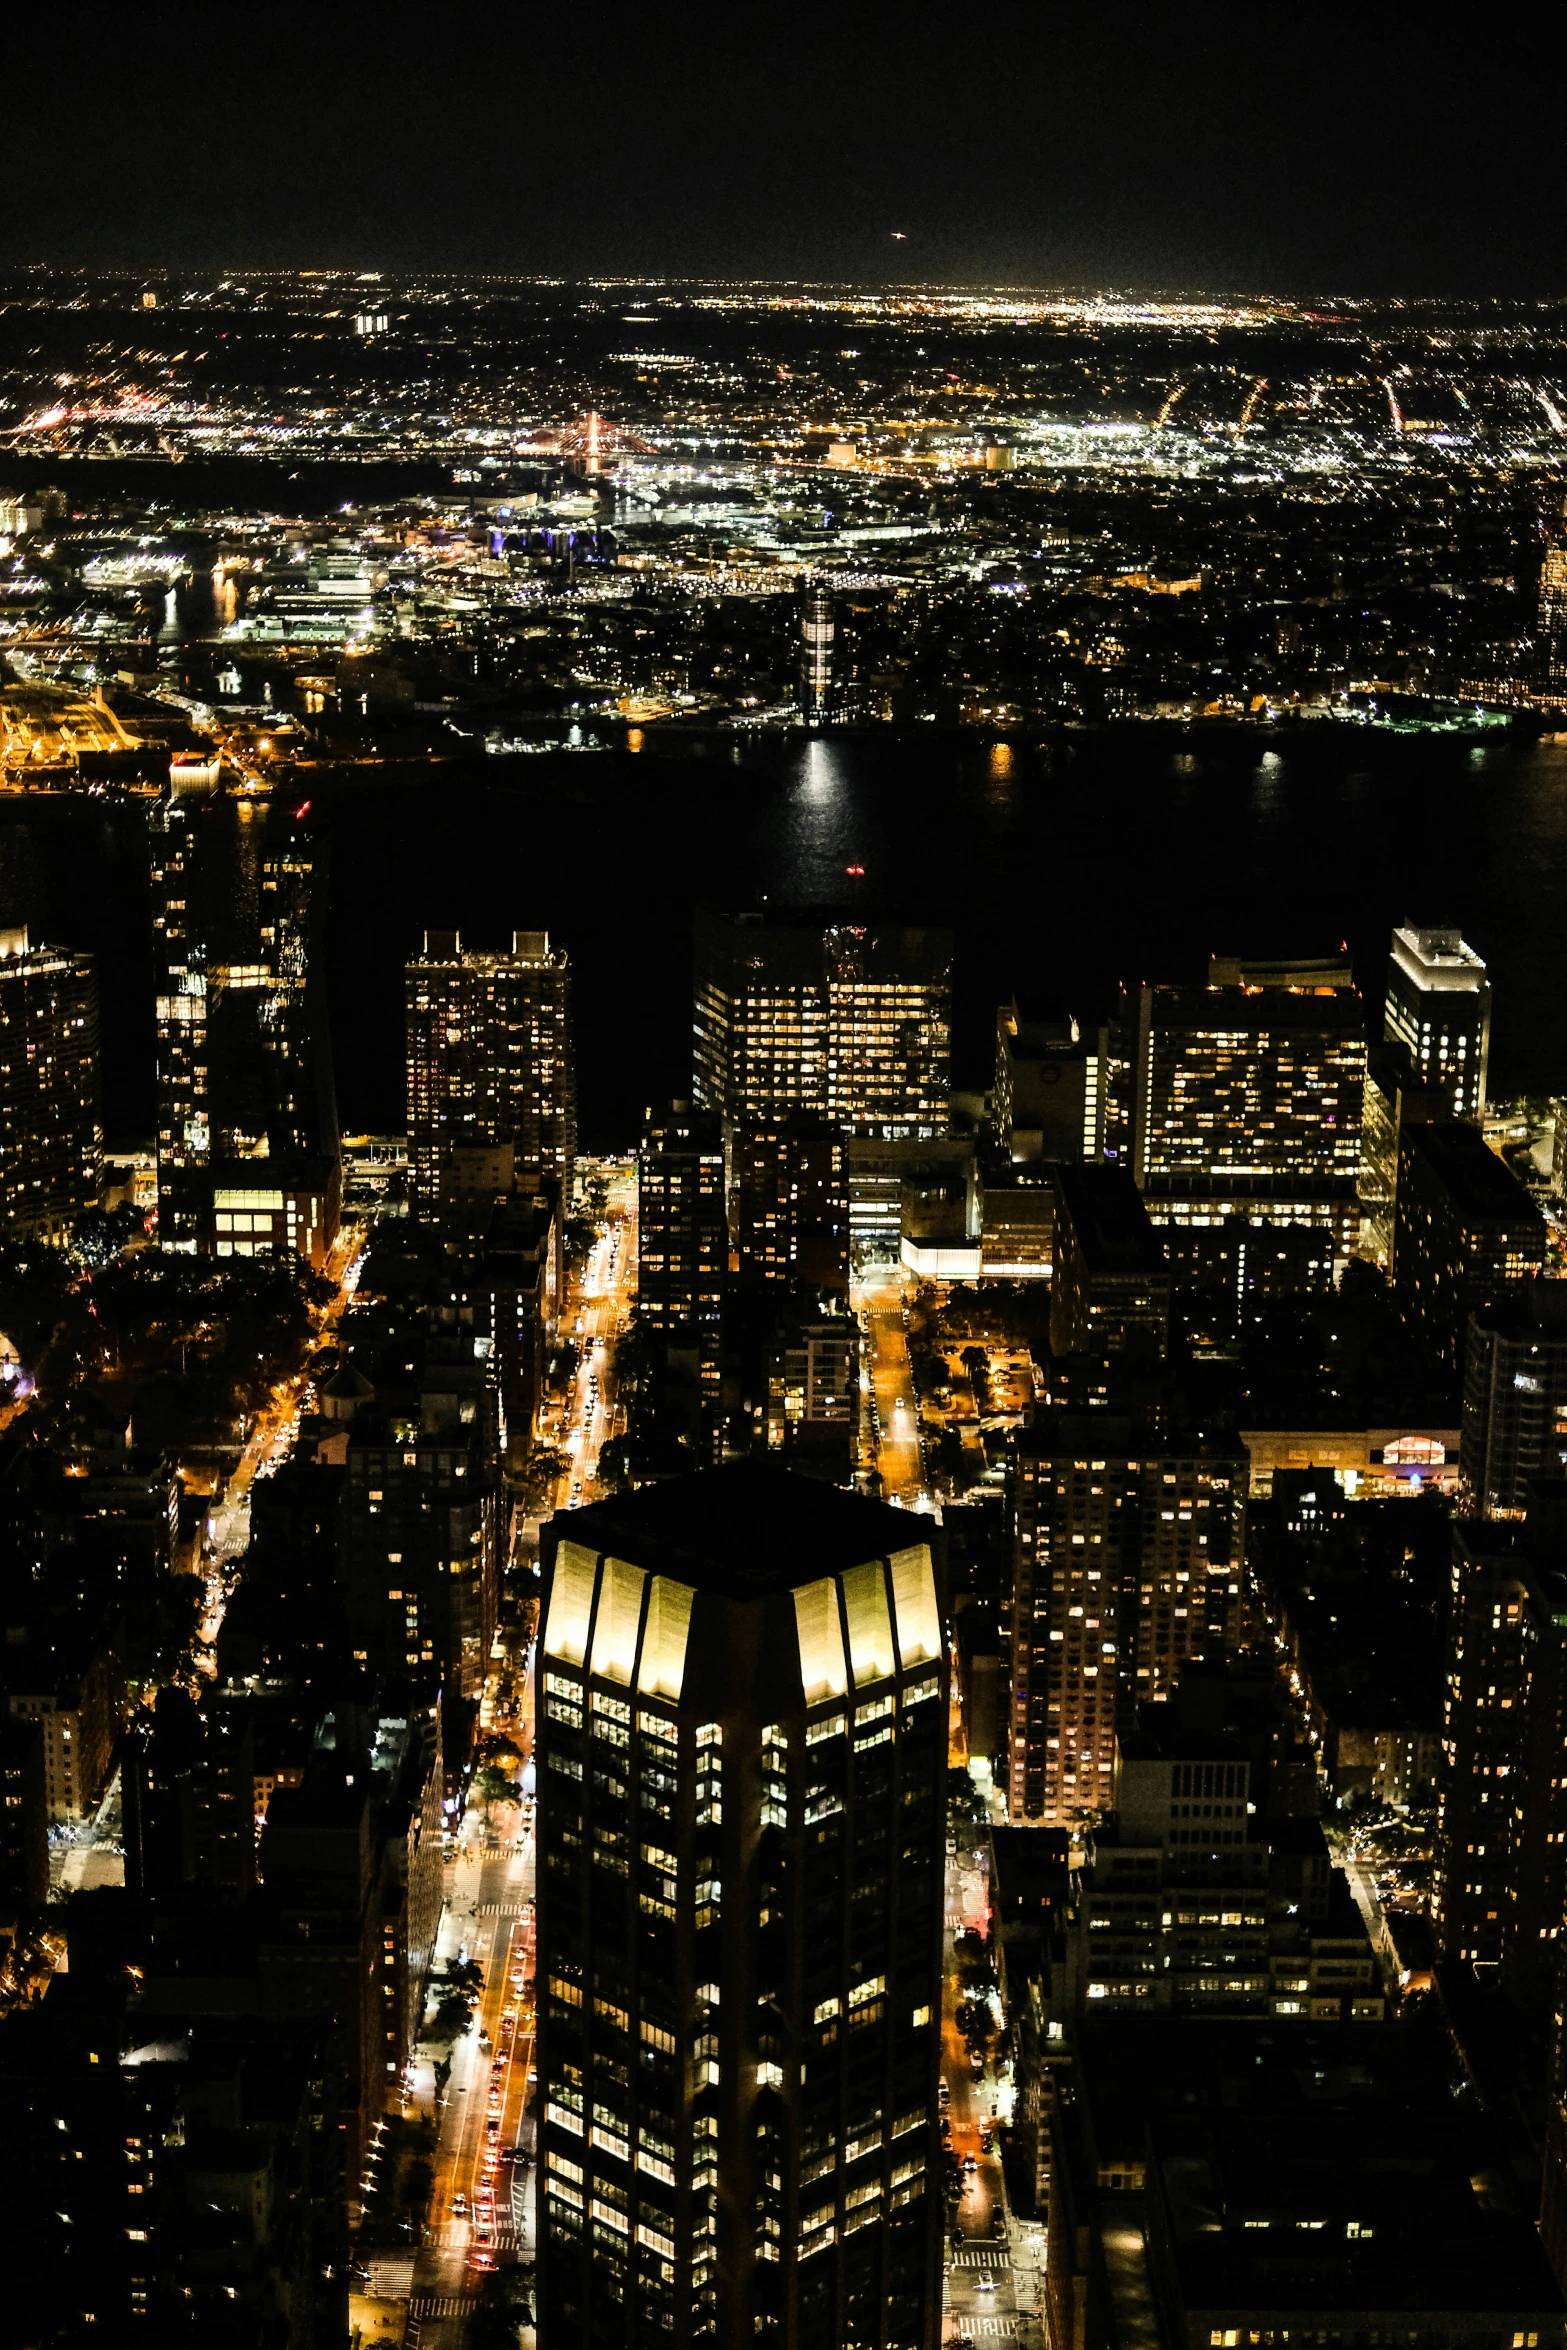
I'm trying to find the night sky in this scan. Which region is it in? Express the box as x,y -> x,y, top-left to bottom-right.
6,6 -> 1565,291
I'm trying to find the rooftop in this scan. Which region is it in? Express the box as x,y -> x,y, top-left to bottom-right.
556,1460 -> 927,1600
1402,1119 -> 1547,1229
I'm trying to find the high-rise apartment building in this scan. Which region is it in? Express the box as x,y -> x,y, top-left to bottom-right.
151,793 -> 336,1252
1383,926 -> 1491,1117
639,1104 -> 726,1410
693,912 -> 951,1142
1462,1285 -> 1567,1517
405,929 -> 575,1208
1131,982 -> 1366,1190
0,926 -> 100,1241
1008,1415 -> 1247,1823
1434,1505 -> 1567,1992
536,1466 -> 947,2350
1394,1123 -> 1548,1374
340,1410 -> 498,1697
734,1112 -> 850,1295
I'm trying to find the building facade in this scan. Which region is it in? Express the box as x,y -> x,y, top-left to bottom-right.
1393,1122 -> 1548,1374
1131,982 -> 1366,1190
1383,925 -> 1491,1117
405,928 -> 575,1208
150,794 -> 336,1253
0,926 -> 100,1241
694,912 -> 951,1143
1008,1416 -> 1248,1824
1462,1284 -> 1567,1517
536,1466 -> 947,2350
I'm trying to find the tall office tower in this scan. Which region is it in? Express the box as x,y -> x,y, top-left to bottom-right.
151,793 -> 337,1252
1358,1042 -> 1447,1270
405,929 -> 576,1209
1434,1504 -> 1567,1989
536,1466 -> 946,2350
734,1112 -> 850,1296
694,911 -> 952,1142
1049,1164 -> 1170,1361
1131,981 -> 1366,1188
1541,513 -> 1567,698
639,1103 -> 727,1425
0,926 -> 101,1241
1393,1123 -> 1548,1375
993,1000 -> 1109,1163
1382,926 -> 1491,1117
1462,1285 -> 1567,1516
1007,1415 -> 1247,1823
798,583 -> 834,725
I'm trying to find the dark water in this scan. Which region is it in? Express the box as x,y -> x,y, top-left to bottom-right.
5,723 -> 1566,1147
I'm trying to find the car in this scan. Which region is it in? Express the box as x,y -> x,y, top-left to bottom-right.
450,2193 -> 468,2215
962,2154 -> 977,2171
977,2277 -> 996,2294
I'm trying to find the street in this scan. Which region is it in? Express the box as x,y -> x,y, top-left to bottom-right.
942,1813 -> 1044,2348
545,1160 -> 636,1515
406,1648 -> 539,2345
855,1273 -> 934,1511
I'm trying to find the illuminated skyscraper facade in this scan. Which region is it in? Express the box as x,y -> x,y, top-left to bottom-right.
1008,1416 -> 1247,1823
798,584 -> 834,725
536,1466 -> 946,2350
1132,983 -> 1366,1188
1383,925 -> 1491,1118
405,929 -> 575,1208
0,926 -> 100,1242
638,1102 -> 727,1425
150,793 -> 335,1251
694,912 -> 951,1143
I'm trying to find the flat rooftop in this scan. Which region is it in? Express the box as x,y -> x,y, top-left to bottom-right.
556,1460 -> 928,1599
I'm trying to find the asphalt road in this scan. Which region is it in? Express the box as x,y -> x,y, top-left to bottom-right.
856,1276 -> 934,1510
942,1821 -> 1041,2348
409,1652 -> 539,2346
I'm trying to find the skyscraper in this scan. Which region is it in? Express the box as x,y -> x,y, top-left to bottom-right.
1382,926 -> 1491,1117
1049,1164 -> 1170,1361
1461,1284 -> 1567,1517
639,1101 -> 726,1383
798,583 -> 834,725
405,929 -> 576,1209
694,912 -> 951,1142
1394,1123 -> 1548,1374
536,1465 -> 947,2350
0,925 -> 100,1241
1131,981 -> 1366,1188
150,793 -> 337,1252
992,1000 -> 1109,1163
734,1112 -> 850,1296
1008,1415 -> 1248,1823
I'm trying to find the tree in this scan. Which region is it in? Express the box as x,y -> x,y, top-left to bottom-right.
474,1762 -> 521,1821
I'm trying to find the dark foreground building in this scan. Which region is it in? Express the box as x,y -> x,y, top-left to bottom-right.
536,1463 -> 948,2350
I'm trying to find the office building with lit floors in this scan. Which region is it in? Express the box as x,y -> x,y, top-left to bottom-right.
0,925 -> 101,1240
1383,924 -> 1491,1115
405,927 -> 576,1208
536,1464 -> 947,2350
